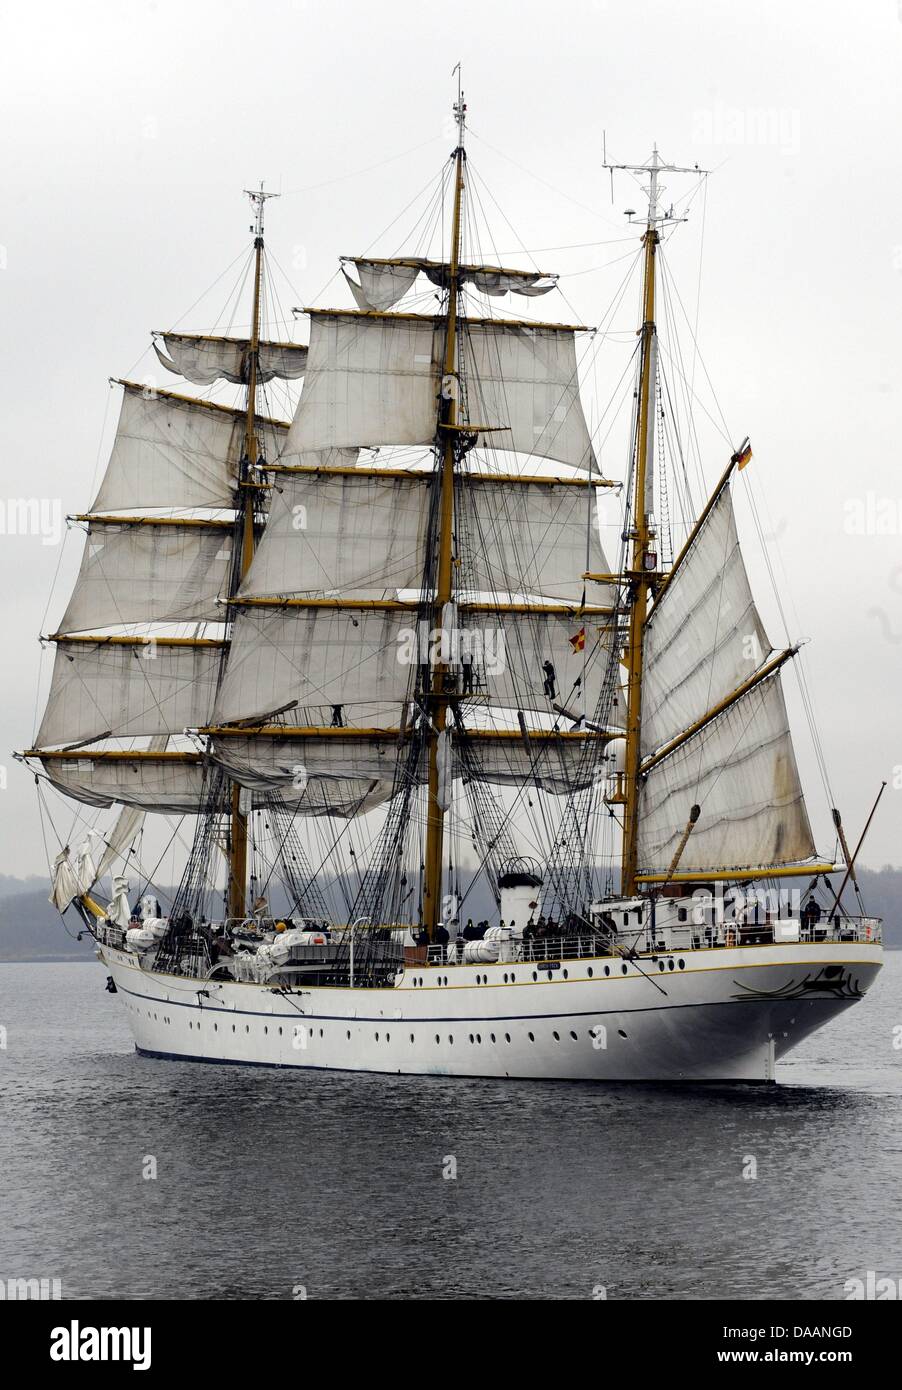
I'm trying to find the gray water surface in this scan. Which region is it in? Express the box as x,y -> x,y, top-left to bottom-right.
1,955 -> 900,1300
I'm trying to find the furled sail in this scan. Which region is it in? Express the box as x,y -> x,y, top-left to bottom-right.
211,735 -> 402,817
154,334 -> 308,386
57,522 -> 233,633
211,728 -> 598,808
287,310 -> 597,472
641,483 -> 770,756
91,383 -> 289,514
37,641 -> 223,747
341,257 -> 558,312
637,675 -> 816,875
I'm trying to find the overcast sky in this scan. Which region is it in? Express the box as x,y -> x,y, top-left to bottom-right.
2,0 -> 901,882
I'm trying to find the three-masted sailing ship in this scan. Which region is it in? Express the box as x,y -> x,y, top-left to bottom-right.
21,96 -> 883,1081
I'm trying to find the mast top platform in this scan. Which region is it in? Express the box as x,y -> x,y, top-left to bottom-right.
602,141 -> 706,232
244,181 -> 279,241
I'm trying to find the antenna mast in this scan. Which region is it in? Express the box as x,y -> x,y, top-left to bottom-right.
605,147 -> 704,897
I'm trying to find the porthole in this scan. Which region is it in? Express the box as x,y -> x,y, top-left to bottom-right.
319,1028 -> 324,1037
347,1030 -> 351,1039
604,965 -> 610,977
375,1031 -> 380,1041
553,1030 -> 560,1041
621,963 -> 628,975
476,1033 -> 482,1044
510,974 -> 516,983
528,1032 -> 535,1042
532,971 -> 538,981
278,1027 -> 283,1036
668,960 -> 675,971
678,959 -> 685,970
245,1024 -> 249,1033
435,1033 -> 440,1044
563,969 -> 568,979
505,1033 -> 511,1043
386,1032 -> 390,1042
587,967 -> 593,978
570,1030 -> 578,1040
490,1033 -> 496,1043
410,1033 -> 415,1043
618,1028 -> 627,1038
264,1026 -> 268,1034
469,1033 -> 475,1044
448,1034 -> 454,1045
213,1023 -> 218,1032
232,1024 -> 236,1033
503,973 -> 509,983
658,961 -> 665,972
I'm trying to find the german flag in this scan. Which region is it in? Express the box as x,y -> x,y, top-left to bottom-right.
569,626 -> 586,653
732,437 -> 752,470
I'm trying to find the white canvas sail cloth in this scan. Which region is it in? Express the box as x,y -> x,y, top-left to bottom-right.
288,311 -> 597,472
238,471 -> 431,600
457,481 -> 610,605
641,484 -> 771,755
37,643 -> 222,746
154,334 -> 308,385
57,524 -> 233,632
91,384 -> 288,514
637,676 -> 816,874
341,257 -> 558,312
211,735 -> 401,817
41,755 -> 206,813
215,607 -> 614,724
49,839 -> 98,910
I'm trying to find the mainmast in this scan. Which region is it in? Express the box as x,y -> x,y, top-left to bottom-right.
422,82 -> 467,936
228,183 -> 277,921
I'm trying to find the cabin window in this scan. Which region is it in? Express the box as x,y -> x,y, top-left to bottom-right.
678,908 -> 687,922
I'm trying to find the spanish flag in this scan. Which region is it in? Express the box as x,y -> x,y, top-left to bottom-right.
733,437 -> 752,470
569,626 -> 586,653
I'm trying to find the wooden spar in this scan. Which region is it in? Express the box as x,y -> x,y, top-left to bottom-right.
826,782 -> 887,916
227,185 -> 274,922
422,99 -> 466,940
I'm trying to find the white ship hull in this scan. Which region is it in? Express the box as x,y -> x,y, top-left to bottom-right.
98,940 -> 882,1083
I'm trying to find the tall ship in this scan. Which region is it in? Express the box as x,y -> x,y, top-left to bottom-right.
20,94 -> 884,1082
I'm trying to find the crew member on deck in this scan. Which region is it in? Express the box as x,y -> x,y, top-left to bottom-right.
542,660 -> 556,699
331,704 -> 344,727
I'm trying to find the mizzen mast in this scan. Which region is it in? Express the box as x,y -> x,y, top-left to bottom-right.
228,183 -> 278,921
422,80 -> 467,937
606,147 -> 701,896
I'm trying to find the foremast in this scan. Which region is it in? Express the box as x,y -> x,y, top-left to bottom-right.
228,184 -> 277,920
422,87 -> 467,937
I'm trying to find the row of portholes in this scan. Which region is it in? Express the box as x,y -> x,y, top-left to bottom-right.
427,1028 -> 621,1046
656,959 -> 687,973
